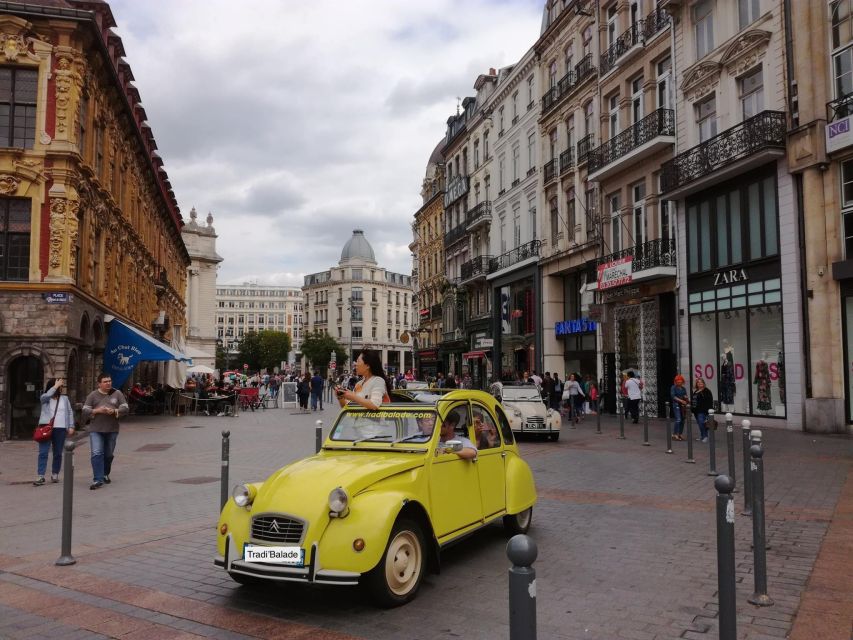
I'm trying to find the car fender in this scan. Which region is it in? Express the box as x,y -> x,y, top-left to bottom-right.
318,490 -> 425,574
504,454 -> 537,515
216,494 -> 255,557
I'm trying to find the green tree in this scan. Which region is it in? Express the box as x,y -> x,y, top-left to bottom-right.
300,330 -> 347,373
215,344 -> 228,370
257,330 -> 292,371
237,331 -> 262,370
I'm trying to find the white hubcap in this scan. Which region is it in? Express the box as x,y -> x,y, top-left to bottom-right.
384,530 -> 421,596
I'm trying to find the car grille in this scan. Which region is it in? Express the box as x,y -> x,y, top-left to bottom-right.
251,514 -> 305,544
526,416 -> 545,429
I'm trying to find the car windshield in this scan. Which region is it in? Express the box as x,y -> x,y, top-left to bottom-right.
502,388 -> 543,401
330,408 -> 438,445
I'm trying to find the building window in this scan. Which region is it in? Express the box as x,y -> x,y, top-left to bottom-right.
694,0 -> 714,60
608,94 -> 619,138
512,144 -> 520,181
513,205 -> 521,247
564,44 -> 574,74
0,68 -> 37,149
584,101 -> 594,136
474,139 -> 480,168
527,132 -> 536,169
567,188 -> 576,236
631,76 -> 643,124
631,181 -> 646,246
499,155 -> 505,190
78,94 -> 88,158
582,26 -> 593,56
607,4 -> 618,46
740,67 -> 764,119
499,106 -> 505,133
500,215 -> 507,253
352,326 -> 362,339
657,57 -> 673,109
696,94 -> 718,142
609,192 -> 621,252
549,60 -> 558,88
527,75 -> 534,105
512,91 -> 518,120
549,128 -> 558,160
0,198 -> 30,281
834,1 -> 853,97
687,170 -> 778,274
372,326 -> 377,339
550,197 -> 559,244
841,159 -> 853,258
483,130 -> 490,158
585,188 -> 597,242
529,197 -> 537,242
739,0 -> 760,29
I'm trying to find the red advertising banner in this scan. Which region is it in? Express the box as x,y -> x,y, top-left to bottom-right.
597,256 -> 633,290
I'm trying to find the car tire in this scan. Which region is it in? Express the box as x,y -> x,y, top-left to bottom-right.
503,507 -> 532,535
548,432 -> 560,442
365,518 -> 426,607
227,571 -> 263,587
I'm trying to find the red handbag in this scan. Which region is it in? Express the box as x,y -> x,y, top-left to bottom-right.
33,393 -> 60,442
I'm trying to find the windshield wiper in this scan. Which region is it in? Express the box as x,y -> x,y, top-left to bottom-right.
353,435 -> 394,444
393,433 -> 431,444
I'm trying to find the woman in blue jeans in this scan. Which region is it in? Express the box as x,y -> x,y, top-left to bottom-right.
691,377 -> 714,443
670,375 -> 689,440
33,378 -> 75,485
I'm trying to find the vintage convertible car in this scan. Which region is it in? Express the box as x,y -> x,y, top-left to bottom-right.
500,384 -> 562,441
215,389 -> 536,606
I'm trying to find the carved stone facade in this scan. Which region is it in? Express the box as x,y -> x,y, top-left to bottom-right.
0,1 -> 189,440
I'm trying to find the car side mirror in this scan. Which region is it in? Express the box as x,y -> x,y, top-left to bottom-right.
443,439 -> 463,453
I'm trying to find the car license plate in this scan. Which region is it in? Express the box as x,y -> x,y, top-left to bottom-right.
526,423 -> 545,429
243,544 -> 304,566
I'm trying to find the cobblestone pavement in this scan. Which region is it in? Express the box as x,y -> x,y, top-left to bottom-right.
0,405 -> 850,639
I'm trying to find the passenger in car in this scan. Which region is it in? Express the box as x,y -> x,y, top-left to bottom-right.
473,411 -> 498,449
438,411 -> 477,459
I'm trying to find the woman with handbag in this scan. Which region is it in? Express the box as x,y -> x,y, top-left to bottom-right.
33,378 -> 75,486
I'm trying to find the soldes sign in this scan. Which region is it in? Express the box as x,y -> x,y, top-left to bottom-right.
693,362 -> 780,381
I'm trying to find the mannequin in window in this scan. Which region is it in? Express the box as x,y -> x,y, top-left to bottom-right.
754,351 -> 772,412
719,340 -> 736,408
776,341 -> 785,404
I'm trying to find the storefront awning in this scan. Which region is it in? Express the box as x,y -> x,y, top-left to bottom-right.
105,319 -> 192,388
463,350 -> 488,360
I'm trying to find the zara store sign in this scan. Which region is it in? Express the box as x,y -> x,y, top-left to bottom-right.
713,267 -> 748,287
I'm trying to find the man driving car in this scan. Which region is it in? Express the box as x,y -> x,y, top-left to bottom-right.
438,410 -> 477,460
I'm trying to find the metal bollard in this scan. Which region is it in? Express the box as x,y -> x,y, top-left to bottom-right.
642,398 -> 650,446
707,409 -> 718,476
507,534 -> 537,640
748,435 -> 774,607
664,401 -> 672,454
618,397 -> 626,440
742,420 -> 752,515
315,420 -> 323,453
595,402 -> 602,435
55,441 -> 77,566
685,410 -> 695,464
725,413 -> 737,492
220,430 -> 230,511
714,475 -> 738,640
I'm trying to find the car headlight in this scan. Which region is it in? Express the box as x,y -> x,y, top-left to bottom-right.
547,409 -> 555,417
513,409 -> 522,417
328,487 -> 349,517
232,483 -> 256,508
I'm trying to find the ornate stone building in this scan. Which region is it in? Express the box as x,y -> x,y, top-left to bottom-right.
0,1 -> 189,440
183,208 -> 222,368
411,140 -> 445,379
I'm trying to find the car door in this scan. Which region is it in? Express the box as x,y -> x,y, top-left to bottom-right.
429,402 -> 483,540
472,402 -> 506,520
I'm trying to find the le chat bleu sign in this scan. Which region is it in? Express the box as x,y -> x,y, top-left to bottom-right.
555,318 -> 597,336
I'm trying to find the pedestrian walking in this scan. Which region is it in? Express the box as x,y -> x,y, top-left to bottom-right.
310,370 -> 324,411
589,382 -> 599,414
620,372 -> 630,417
550,373 -> 562,411
33,377 -> 75,486
670,374 -> 689,440
691,377 -> 714,442
82,373 -> 129,490
297,372 -> 311,411
625,371 -> 642,424
563,373 -> 585,424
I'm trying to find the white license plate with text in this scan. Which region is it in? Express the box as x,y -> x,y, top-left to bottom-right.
243,545 -> 304,565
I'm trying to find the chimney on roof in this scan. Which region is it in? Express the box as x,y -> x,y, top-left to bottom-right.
489,67 -> 496,76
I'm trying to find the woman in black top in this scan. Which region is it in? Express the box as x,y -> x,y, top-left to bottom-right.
691,377 -> 714,442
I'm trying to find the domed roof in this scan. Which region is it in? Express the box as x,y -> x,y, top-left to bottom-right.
425,139 -> 444,178
340,229 -> 376,264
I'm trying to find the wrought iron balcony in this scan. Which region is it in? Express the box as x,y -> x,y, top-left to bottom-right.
559,148 -> 574,174
574,54 -> 595,86
588,108 -> 675,178
660,111 -> 786,194
460,255 -> 492,282
541,55 -> 597,116
828,91 -> 853,122
542,86 -> 559,113
466,201 -> 492,230
596,238 -> 676,272
600,9 -> 670,76
488,240 -> 541,273
444,223 -> 468,247
544,158 -> 558,183
577,133 -> 595,164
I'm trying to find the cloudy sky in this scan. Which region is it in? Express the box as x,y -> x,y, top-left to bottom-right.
109,0 -> 543,286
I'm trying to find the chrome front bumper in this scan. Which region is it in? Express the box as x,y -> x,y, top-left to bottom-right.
214,535 -> 360,586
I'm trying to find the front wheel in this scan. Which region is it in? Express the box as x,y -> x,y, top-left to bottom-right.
503,507 -> 532,535
365,518 -> 426,607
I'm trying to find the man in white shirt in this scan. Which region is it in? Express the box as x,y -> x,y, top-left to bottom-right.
625,371 -> 643,424
439,410 -> 477,459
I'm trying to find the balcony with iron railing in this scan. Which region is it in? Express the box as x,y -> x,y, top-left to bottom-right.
444,223 -> 468,247
544,158 -> 558,183
466,201 -> 492,231
577,133 -> 595,165
588,108 -> 675,180
589,238 -> 676,290
559,148 -> 574,175
460,255 -> 492,283
828,91 -> 853,122
541,54 -> 597,116
488,240 -> 541,274
660,110 -> 786,196
600,8 -> 670,77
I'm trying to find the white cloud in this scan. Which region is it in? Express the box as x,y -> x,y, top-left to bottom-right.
110,0 -> 543,285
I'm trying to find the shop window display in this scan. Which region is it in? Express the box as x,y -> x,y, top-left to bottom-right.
499,276 -> 536,379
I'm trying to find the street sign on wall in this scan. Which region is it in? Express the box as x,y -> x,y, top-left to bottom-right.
827,115 -> 853,153
597,256 -> 633,290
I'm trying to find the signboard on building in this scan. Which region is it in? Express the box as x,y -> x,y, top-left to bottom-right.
827,115 -> 853,153
43,292 -> 72,304
597,257 -> 633,290
419,308 -> 430,317
555,318 -> 597,336
444,175 -> 469,207
476,338 -> 494,348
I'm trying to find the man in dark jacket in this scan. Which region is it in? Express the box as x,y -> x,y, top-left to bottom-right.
310,371 -> 324,411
